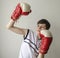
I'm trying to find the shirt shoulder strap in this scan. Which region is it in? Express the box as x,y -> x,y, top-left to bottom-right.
24,29 -> 29,40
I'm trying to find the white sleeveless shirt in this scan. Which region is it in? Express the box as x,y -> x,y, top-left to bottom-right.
18,29 -> 41,58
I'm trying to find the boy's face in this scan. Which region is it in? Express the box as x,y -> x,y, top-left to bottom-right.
36,23 -> 46,35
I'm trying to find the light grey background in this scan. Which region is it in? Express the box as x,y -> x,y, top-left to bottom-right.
0,0 -> 60,58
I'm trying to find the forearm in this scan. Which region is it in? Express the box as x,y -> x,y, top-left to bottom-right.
37,53 -> 44,58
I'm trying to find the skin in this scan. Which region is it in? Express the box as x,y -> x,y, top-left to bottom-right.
6,19 -> 47,58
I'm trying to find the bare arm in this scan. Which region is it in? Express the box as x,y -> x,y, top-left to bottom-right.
37,53 -> 44,58
6,19 -> 28,35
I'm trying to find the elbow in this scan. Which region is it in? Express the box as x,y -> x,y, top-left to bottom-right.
6,20 -> 14,29
6,24 -> 12,30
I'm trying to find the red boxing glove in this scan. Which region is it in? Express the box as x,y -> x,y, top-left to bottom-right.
39,30 -> 53,54
11,2 -> 31,21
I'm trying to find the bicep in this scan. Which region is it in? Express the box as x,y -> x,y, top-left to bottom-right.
9,26 -> 28,35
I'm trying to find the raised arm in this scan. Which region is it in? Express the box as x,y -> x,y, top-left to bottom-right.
6,19 -> 27,35
6,2 -> 31,35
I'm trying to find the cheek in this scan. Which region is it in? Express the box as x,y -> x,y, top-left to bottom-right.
36,30 -> 41,36
37,27 -> 41,31
37,28 -> 41,32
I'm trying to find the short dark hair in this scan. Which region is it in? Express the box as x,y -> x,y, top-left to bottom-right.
37,19 -> 51,30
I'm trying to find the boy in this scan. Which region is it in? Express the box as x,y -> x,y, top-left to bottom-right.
6,19 -> 52,58
6,2 -> 53,58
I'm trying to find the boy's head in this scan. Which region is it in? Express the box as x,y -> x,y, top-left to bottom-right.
37,19 -> 51,31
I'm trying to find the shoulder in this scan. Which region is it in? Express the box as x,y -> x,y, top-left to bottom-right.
24,29 -> 35,39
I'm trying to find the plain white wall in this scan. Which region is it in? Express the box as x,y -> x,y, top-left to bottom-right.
0,0 -> 60,58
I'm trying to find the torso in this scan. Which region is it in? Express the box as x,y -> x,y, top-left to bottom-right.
19,29 -> 41,58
